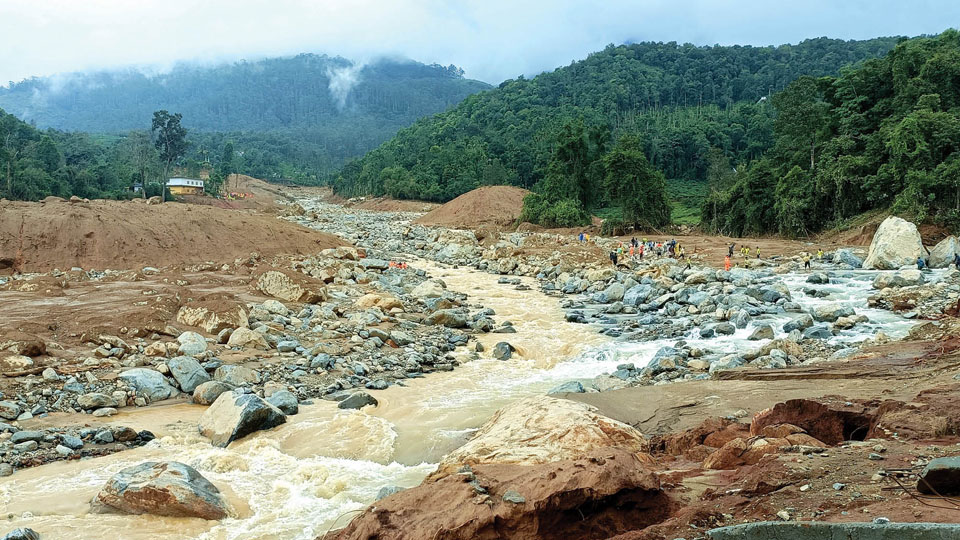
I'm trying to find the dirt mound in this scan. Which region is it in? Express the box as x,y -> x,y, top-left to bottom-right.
0,198 -> 344,272
329,448 -> 671,540
414,186 -> 530,229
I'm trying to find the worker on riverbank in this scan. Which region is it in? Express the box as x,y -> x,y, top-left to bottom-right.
728,243 -> 735,257
803,254 -> 811,270
724,255 -> 731,271
756,246 -> 761,259
578,232 -> 585,243
817,248 -> 824,260
954,252 -> 960,269
917,256 -> 926,270
609,250 -> 618,266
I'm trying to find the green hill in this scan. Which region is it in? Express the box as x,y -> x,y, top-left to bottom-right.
333,37 -> 901,204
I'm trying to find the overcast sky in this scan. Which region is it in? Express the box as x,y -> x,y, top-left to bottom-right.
1,0 -> 958,85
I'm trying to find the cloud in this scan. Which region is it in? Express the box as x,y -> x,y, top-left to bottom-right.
0,0 -> 957,86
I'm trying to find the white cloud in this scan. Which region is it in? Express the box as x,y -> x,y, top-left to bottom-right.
0,0 -> 957,85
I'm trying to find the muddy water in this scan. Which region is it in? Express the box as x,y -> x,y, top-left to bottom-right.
0,263 -> 610,539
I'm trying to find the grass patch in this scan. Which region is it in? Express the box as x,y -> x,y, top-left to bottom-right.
667,178 -> 707,225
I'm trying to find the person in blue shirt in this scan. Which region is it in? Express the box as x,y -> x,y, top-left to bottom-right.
917,256 -> 926,270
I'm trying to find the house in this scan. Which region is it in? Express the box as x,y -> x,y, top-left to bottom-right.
166,177 -> 205,196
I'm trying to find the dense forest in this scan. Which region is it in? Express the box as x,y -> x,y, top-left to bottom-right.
703,30 -> 960,236
333,37 -> 901,208
0,55 -> 489,180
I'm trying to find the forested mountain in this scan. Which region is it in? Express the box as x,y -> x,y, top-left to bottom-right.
333,37 -> 901,202
703,30 -> 960,236
0,107 -> 156,200
0,55 -> 490,179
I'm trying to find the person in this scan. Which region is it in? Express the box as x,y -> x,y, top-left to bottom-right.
744,246 -> 751,258
678,245 -> 686,259
728,243 -> 735,257
954,252 -> 960,269
638,243 -> 644,259
803,254 -> 811,270
610,250 -> 618,266
585,233 -> 591,243
629,244 -> 635,258
578,232 -> 585,243
724,255 -> 732,271
917,256 -> 926,270
756,246 -> 761,259
817,248 -> 824,260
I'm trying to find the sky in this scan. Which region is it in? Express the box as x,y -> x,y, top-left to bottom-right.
1,0 -> 958,85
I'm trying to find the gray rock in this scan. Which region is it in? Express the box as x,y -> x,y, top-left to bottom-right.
812,303 -> 855,322
918,456 -> 960,495
802,326 -> 833,340
832,249 -> 863,268
424,309 -> 468,328
176,331 -> 208,356
198,391 -> 286,447
0,463 -> 12,477
709,356 -> 744,374
714,322 -> 736,336
806,272 -> 830,285
10,430 -> 45,443
118,368 -> 178,403
502,490 -> 526,504
783,314 -> 814,333
91,461 -> 229,519
623,284 -> 654,306
375,485 -> 405,501
547,381 -> 585,395
0,401 -> 22,420
598,282 -> 625,303
1,528 -> 40,540
492,342 -> 514,361
862,216 -> 924,270
266,390 -> 299,415
94,429 -> 114,444
337,392 -> 378,410
276,340 -> 299,353
14,440 -> 38,452
929,236 -> 960,268
192,380 -> 235,405
213,364 -> 260,386
77,392 -> 119,410
748,325 -> 774,340
167,356 -> 212,393
872,269 -> 926,289
61,434 -> 84,450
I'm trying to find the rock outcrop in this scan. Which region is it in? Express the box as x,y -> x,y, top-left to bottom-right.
332,448 -> 670,540
862,216 -> 924,270
198,391 -> 286,447
254,269 -> 325,303
91,461 -> 228,519
928,236 -> 960,268
434,396 -> 648,478
176,301 -> 248,334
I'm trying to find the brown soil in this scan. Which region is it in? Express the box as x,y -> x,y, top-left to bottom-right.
415,186 -> 530,229
0,197 -> 344,272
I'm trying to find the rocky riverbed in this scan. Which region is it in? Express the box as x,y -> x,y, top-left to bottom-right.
2,197 -> 960,540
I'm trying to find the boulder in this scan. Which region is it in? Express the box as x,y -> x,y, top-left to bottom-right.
598,282 -> 625,303
411,280 -> 445,299
175,331 -> 208,357
0,332 -> 46,357
198,391 -> 286,447
928,236 -> 960,269
91,461 -> 228,519
226,327 -> 269,350
1,529 -> 40,540
492,342 -> 514,361
266,390 -> 299,415
433,396 -> 648,478
862,216 -> 924,270
425,309 -> 468,328
331,448 -> 665,540
872,269 -> 925,289
917,456 -> 960,495
547,381 -> 585,395
0,401 -> 21,420
832,249 -> 863,268
783,314 -> 814,333
176,302 -> 248,334
338,392 -> 378,410
213,365 -> 260,386
192,381 -> 234,405
77,393 -> 119,410
812,303 -> 855,322
255,270 -> 325,303
748,325 -> 774,340
118,368 -> 178,402
167,356 -> 212,393
0,355 -> 33,373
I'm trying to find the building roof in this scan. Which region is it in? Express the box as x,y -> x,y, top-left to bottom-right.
166,178 -> 204,187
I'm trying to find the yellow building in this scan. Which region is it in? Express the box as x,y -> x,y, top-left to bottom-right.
166,177 -> 205,196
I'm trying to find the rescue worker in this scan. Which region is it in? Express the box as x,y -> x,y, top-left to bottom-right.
803,254 -> 811,270
724,255 -> 731,271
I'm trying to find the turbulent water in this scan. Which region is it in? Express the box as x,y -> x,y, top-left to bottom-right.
1,228 -> 942,539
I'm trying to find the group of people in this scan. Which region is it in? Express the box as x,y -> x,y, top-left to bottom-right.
608,237 -> 687,266
388,261 -> 410,270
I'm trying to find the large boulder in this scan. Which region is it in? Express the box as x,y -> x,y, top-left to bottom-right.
118,368 -> 178,402
433,396 -> 648,478
176,332 -> 208,357
872,269 -> 926,289
226,327 -> 269,350
331,448 -> 666,540
831,249 -> 863,268
167,356 -> 212,393
255,270 -> 325,303
0,332 -> 46,357
91,461 -> 228,519
424,309 -> 468,328
411,280 -> 445,299
198,391 -> 286,447
213,364 -> 260,386
812,303 -> 856,322
176,301 -> 248,334
77,393 -> 119,410
192,381 -> 235,405
917,456 -> 960,495
928,236 -> 960,269
862,216 -> 924,270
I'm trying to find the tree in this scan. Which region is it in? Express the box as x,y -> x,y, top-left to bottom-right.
601,134 -> 671,230
151,110 -> 188,201
125,130 -> 156,198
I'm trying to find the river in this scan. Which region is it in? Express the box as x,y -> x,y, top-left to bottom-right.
0,237 -> 940,539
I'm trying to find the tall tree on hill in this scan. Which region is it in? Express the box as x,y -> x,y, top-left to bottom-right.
601,134 -> 671,230
151,110 -> 187,201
